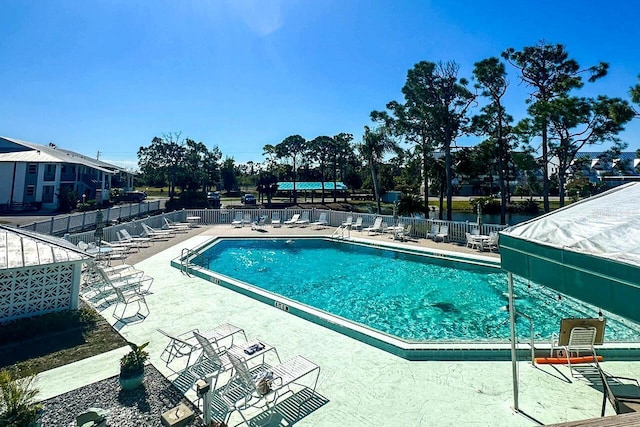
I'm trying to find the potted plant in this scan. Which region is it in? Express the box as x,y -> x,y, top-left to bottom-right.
119,341 -> 149,390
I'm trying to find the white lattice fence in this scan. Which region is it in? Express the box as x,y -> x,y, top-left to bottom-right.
0,262 -> 81,323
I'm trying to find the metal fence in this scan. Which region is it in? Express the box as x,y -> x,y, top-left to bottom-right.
62,207 -> 508,246
19,201 -> 162,236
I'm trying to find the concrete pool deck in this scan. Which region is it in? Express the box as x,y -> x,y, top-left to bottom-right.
36,224 -> 640,426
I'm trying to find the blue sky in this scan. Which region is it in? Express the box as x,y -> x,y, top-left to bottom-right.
1,0 -> 639,170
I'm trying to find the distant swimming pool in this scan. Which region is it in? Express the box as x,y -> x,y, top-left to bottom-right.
188,238 -> 640,345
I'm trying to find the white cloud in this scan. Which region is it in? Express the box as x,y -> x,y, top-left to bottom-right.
228,0 -> 283,36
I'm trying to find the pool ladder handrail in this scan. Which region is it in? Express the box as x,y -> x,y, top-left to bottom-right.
516,309 -> 536,364
331,224 -> 351,240
180,248 -> 206,276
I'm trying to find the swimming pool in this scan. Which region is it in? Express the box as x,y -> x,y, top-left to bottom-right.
174,237 -> 640,359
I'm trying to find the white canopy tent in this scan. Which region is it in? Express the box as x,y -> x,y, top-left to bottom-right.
499,182 -> 640,410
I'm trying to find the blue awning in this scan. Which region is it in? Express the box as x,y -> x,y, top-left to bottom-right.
277,182 -> 348,191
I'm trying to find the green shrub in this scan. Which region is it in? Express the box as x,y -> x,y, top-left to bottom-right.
510,199 -> 539,214
165,190 -> 208,210
0,308 -> 99,345
0,368 -> 41,427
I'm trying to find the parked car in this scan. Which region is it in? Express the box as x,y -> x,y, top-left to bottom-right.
207,191 -> 221,208
241,194 -> 256,205
120,191 -> 147,203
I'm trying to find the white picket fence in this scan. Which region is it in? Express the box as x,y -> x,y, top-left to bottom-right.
62,208 -> 508,245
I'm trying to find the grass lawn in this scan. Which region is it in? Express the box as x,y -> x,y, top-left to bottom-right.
0,306 -> 127,376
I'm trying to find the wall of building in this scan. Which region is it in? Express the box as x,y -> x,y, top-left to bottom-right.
0,261 -> 82,323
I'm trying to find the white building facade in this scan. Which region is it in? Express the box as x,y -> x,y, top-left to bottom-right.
0,136 -> 136,210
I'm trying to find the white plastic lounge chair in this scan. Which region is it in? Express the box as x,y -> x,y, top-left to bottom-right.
112,284 -> 149,321
341,216 -> 353,228
395,224 -> 412,242
251,216 -> 267,230
141,223 -> 173,240
295,211 -> 310,227
284,214 -> 300,226
427,224 -> 440,240
219,352 -> 320,425
271,213 -> 281,228
434,225 -> 449,242
163,217 -> 190,232
363,217 -> 383,235
117,229 -> 152,247
242,213 -> 253,226
82,261 -> 152,298
352,217 -> 363,231
231,212 -> 243,228
193,331 -> 279,390
101,239 -> 138,253
311,212 -> 328,229
158,328 -> 201,368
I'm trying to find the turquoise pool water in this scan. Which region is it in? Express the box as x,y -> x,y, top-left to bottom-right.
196,238 -> 640,343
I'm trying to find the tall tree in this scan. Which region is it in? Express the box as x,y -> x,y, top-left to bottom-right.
425,61 -> 475,220
372,61 -> 474,220
358,125 -> 396,214
472,57 -> 515,224
137,132 -> 185,196
309,136 -> 334,203
545,96 -> 634,206
275,135 -> 307,203
502,42 -> 608,212
180,138 -> 222,191
332,133 -> 353,202
220,157 -> 238,192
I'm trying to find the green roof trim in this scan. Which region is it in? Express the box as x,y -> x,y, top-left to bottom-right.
277,182 -> 348,191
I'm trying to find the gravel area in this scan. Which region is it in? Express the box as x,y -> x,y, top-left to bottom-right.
39,364 -> 204,426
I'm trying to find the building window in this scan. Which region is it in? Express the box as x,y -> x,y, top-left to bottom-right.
28,164 -> 37,174
43,185 -> 54,203
26,185 -> 35,196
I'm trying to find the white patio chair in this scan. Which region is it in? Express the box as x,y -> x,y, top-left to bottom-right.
363,217 -> 383,235
163,217 -> 190,232
394,224 -> 412,242
434,225 -> 449,242
117,229 -> 152,247
427,224 -> 440,240
341,216 -> 353,228
311,213 -> 328,229
192,331 -> 279,391
352,217 -> 363,231
219,352 -> 320,426
251,216 -> 267,230
231,212 -> 243,228
485,231 -> 499,252
465,232 -> 481,250
295,212 -> 310,227
284,214 -> 300,226
157,328 -> 201,368
112,285 -> 149,321
141,223 -> 174,239
271,213 -> 281,228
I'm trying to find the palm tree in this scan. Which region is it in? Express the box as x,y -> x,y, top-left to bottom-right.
358,125 -> 397,214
